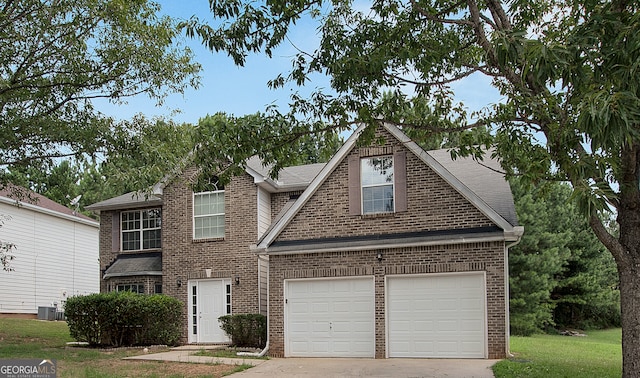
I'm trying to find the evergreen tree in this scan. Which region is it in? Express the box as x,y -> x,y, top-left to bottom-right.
510,179 -> 619,335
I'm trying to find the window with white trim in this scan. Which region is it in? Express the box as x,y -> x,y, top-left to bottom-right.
121,209 -> 161,251
361,156 -> 394,214
116,284 -> 144,294
194,189 -> 225,239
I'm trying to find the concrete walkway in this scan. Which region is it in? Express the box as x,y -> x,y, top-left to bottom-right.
127,347 -> 498,377
124,346 -> 266,367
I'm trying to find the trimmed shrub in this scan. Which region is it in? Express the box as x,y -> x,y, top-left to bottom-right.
218,314 -> 266,348
65,291 -> 182,347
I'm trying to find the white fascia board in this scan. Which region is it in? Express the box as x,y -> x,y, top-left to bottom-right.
382,123 -> 516,232
504,226 -> 525,241
256,125 -> 365,249
0,196 -> 99,228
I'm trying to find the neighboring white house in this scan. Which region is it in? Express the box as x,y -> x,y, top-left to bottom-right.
0,187 -> 99,315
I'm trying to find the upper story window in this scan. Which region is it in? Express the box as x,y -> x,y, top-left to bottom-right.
349,151 -> 406,216
361,156 -> 394,214
121,209 -> 161,251
193,179 -> 225,239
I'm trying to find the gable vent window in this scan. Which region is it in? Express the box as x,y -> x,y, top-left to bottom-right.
121,209 -> 161,251
193,179 -> 225,239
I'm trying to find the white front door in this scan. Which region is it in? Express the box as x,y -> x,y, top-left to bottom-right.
285,277 -> 375,357
188,279 -> 231,343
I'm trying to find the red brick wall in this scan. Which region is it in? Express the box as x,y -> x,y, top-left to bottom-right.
268,242 -> 507,359
276,129 -> 494,243
267,128 -> 507,359
161,169 -> 261,342
98,208 -> 162,293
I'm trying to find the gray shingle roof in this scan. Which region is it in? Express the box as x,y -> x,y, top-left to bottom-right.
0,185 -> 97,224
246,156 -> 325,190
103,253 -> 162,279
257,123 -> 521,250
87,137 -> 517,230
428,149 -> 518,227
85,191 -> 162,212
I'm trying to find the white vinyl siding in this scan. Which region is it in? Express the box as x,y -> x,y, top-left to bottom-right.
193,191 -> 225,239
258,256 -> 269,315
257,187 -> 271,238
0,200 -> 99,314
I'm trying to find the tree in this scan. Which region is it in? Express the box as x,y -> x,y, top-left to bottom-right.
193,113 -> 342,179
509,178 -> 619,335
0,215 -> 15,271
22,116 -> 199,213
509,179 -> 570,336
6,160 -> 82,207
185,1 -> 640,374
0,0 -> 200,173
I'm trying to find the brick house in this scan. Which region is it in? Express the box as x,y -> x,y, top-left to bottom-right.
87,122 -> 522,359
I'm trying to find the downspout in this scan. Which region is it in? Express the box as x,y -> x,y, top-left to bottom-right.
504,226 -> 524,357
237,253 -> 269,357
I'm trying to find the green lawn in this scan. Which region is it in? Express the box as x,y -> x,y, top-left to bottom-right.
493,329 -> 622,378
0,318 -> 622,377
0,318 -> 246,377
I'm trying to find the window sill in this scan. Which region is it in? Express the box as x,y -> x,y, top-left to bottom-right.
360,212 -> 397,219
119,248 -> 162,254
192,237 -> 225,243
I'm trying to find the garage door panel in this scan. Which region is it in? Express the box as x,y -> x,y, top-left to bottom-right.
462,341 -> 483,353
311,321 -> 330,333
413,320 -> 435,332
388,273 -> 486,358
414,341 -> 436,354
461,319 -> 483,331
311,301 -> 330,313
289,301 -> 309,314
286,277 -> 375,358
289,321 -> 311,333
312,342 -> 329,353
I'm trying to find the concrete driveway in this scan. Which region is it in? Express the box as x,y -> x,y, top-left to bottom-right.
126,348 -> 497,377
230,358 -> 498,377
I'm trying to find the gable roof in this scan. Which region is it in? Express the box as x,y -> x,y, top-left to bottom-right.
0,185 -> 98,227
245,156 -> 325,192
256,123 -> 522,251
87,158 -> 325,212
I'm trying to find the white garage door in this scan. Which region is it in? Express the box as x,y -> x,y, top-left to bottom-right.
387,273 -> 486,358
285,277 -> 375,357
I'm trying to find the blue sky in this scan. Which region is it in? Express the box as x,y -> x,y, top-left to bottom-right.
96,0 -> 500,125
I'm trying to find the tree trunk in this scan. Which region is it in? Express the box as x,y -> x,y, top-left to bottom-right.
589,144 -> 640,377
617,144 -> 640,378
618,262 -> 640,378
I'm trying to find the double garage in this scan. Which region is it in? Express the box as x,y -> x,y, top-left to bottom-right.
284,272 -> 487,358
